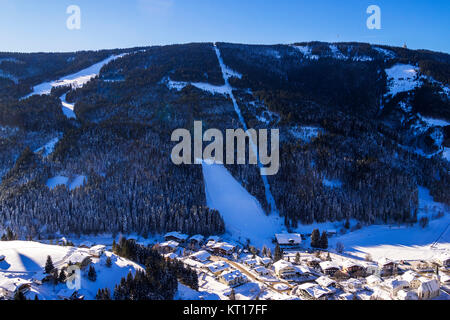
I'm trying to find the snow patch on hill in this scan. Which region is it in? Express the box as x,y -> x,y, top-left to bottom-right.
34,137 -> 60,157
385,64 -> 420,97
290,126 -> 324,142
0,241 -> 142,300
46,175 -> 86,191
60,93 -> 76,119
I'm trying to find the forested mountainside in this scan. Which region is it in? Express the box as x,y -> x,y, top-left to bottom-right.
0,42 -> 448,239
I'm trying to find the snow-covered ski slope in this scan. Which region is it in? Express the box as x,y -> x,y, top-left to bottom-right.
202,162 -> 284,247
23,54 -> 127,99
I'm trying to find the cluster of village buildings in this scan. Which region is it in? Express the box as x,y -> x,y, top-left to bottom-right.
1,232 -> 449,300
156,231 -> 450,300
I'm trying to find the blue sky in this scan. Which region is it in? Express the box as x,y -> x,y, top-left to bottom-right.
0,0 -> 448,53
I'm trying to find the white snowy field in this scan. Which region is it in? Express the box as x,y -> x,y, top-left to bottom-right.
385,64 -> 420,97
23,54 -> 127,99
60,93 -> 76,119
0,241 -> 143,300
202,162 -> 285,247
327,187 -> 450,261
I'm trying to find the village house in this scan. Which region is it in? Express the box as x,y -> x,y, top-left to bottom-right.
417,278 -> 440,300
315,276 -> 336,289
164,232 -> 189,243
383,278 -> 409,297
294,283 -> 333,300
362,261 -> 379,275
319,261 -> 340,276
257,257 -> 272,267
275,233 -> 302,250
57,237 -> 68,246
203,261 -> 230,276
366,275 -> 383,287
253,266 -> 270,276
156,241 -> 179,254
210,242 -> 236,256
188,235 -> 204,248
243,259 -> 258,268
273,260 -> 297,279
306,257 -> 321,269
88,245 -> 106,258
378,258 -> 398,276
342,278 -> 364,291
219,270 -> 248,288
164,252 -> 178,261
190,250 -> 211,263
402,270 -> 421,289
342,261 -> 365,276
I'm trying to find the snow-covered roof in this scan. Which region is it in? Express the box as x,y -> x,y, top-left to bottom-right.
296,283 -> 331,299
189,235 -> 204,242
273,260 -> 295,273
275,233 -> 302,245
164,232 -> 189,241
319,261 -> 340,271
89,245 -> 106,251
402,270 -> 420,283
384,279 -> 408,290
418,278 -> 440,293
258,257 -> 272,265
206,236 -> 221,242
366,275 -> 382,285
295,265 -> 315,275
212,242 -> 236,252
160,241 -> 180,249
342,260 -> 363,269
253,266 -> 269,274
205,261 -> 230,274
397,290 -> 418,300
221,270 -> 245,283
378,257 -> 396,267
244,259 -> 258,265
316,276 -> 336,288
164,253 -> 178,260
190,250 -> 211,262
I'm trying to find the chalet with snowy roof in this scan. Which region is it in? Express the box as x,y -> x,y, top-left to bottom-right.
253,266 -> 270,276
164,232 -> 189,243
273,260 -> 297,279
275,233 -> 302,249
294,283 -> 333,300
243,259 -> 258,268
206,235 -> 221,243
188,235 -> 204,247
210,242 -> 236,256
156,241 -> 179,254
402,270 -> 421,289
88,245 -> 106,258
378,258 -> 398,275
219,270 -> 248,288
306,257 -> 321,269
319,261 -> 340,276
315,276 -> 336,288
190,250 -> 211,263
417,278 -> 440,300
383,279 -> 409,297
203,261 -> 230,276
366,275 -> 382,286
164,252 -> 178,261
342,278 -> 363,291
410,260 -> 433,272
342,260 -> 365,275
257,257 -> 272,267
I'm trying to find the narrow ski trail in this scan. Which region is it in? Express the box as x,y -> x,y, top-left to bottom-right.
213,44 -> 278,215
